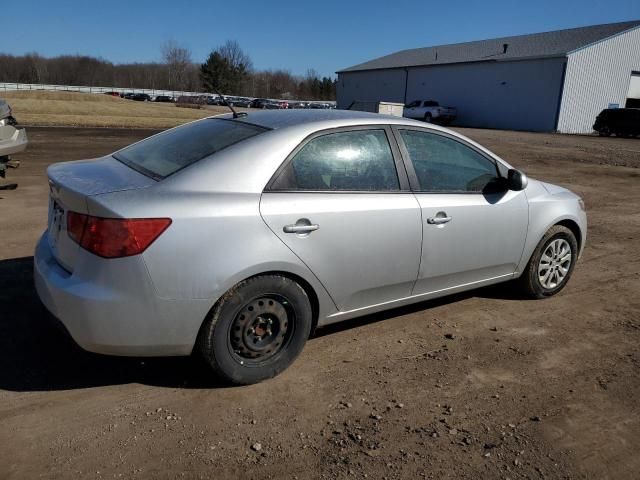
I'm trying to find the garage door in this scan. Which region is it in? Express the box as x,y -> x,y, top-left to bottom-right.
626,73 -> 640,108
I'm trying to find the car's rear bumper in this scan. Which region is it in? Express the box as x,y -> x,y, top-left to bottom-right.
34,233 -> 211,356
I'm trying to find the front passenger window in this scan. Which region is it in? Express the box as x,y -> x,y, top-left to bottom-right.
399,130 -> 500,192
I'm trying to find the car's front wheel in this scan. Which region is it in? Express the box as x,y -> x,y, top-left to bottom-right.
198,275 -> 312,385
518,225 -> 578,299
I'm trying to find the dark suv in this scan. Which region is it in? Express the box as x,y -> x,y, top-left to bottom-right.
123,93 -> 152,102
593,108 -> 640,137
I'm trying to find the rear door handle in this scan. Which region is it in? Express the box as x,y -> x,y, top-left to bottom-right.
427,214 -> 452,225
283,223 -> 319,234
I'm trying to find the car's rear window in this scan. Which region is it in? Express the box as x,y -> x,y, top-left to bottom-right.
113,118 -> 268,179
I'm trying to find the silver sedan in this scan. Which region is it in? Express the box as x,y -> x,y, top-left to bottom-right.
34,110 -> 587,384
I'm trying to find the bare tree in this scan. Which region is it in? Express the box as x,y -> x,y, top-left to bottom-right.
161,40 -> 192,91
218,40 -> 253,73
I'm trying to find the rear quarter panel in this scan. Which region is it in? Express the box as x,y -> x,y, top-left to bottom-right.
88,188 -> 338,320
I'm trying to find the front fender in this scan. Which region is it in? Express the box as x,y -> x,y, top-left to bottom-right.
515,181 -> 587,275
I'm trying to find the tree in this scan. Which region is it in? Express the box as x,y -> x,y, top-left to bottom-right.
200,40 -> 251,94
219,40 -> 253,73
161,40 -> 192,91
0,51 -> 337,101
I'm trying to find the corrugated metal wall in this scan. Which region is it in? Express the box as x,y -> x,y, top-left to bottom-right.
337,70 -> 406,109
337,58 -> 566,131
406,58 -> 566,131
558,26 -> 640,134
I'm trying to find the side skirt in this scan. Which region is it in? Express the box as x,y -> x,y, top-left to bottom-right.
318,273 -> 514,327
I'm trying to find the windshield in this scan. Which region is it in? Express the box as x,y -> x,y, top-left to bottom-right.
114,118 -> 267,179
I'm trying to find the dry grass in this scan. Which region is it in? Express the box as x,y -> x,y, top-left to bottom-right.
1,91 -> 236,129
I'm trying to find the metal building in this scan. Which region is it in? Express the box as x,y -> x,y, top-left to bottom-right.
336,21 -> 640,133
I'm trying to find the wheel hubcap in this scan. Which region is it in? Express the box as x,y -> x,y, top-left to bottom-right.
230,297 -> 290,361
538,238 -> 572,289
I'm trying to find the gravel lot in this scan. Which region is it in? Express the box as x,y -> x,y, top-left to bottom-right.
1,127 -> 639,479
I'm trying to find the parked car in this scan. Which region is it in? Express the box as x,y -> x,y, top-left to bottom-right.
103,91 -> 121,97
206,95 -> 222,106
249,98 -> 277,109
404,100 -> 457,124
154,95 -> 174,103
308,102 -> 333,109
593,108 -> 640,137
0,98 -> 28,182
123,93 -> 151,102
229,97 -> 252,108
35,110 -> 586,385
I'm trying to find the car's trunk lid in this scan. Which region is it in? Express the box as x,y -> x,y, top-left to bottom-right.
46,156 -> 156,271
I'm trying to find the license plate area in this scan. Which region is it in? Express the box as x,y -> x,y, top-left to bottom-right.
47,198 -> 65,249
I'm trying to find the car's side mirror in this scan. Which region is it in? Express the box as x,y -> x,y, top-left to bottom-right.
507,169 -> 528,191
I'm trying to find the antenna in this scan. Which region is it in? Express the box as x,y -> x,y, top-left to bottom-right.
211,88 -> 246,118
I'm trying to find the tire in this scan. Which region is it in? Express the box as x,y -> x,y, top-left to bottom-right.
598,128 -> 611,137
518,225 -> 578,299
198,275 -> 312,385
424,112 -> 432,123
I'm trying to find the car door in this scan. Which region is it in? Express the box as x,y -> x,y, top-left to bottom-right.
260,126 -> 422,312
393,127 -> 529,295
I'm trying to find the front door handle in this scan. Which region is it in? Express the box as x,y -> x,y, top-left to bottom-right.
427,213 -> 452,225
283,219 -> 319,234
283,224 -> 319,233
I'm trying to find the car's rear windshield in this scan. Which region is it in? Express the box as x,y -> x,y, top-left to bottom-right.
113,118 -> 268,179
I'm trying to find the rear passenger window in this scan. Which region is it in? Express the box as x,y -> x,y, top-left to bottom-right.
399,130 -> 499,192
270,130 -> 399,191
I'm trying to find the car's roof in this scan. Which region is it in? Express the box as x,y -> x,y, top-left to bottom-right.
213,109 -> 419,131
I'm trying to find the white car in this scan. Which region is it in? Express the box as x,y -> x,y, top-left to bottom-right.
0,98 -> 28,157
0,98 -> 28,182
404,100 -> 457,124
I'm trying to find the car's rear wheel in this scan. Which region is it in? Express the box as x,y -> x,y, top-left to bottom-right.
198,275 -> 312,385
518,225 -> 578,299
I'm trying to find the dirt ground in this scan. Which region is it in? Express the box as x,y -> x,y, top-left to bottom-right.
1,127 -> 639,479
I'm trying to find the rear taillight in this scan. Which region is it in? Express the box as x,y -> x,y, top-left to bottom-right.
66,212 -> 171,258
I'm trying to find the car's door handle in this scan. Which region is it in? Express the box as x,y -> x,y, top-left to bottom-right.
283,223 -> 319,234
427,215 -> 452,225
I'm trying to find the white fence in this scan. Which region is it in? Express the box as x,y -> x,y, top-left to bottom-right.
0,82 -> 337,106
0,82 -> 204,98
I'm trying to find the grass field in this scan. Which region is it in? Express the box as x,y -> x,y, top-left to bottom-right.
1,91 -> 234,129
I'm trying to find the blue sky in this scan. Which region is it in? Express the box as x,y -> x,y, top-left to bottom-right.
4,0 -> 640,77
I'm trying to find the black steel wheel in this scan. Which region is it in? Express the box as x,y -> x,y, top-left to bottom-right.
228,295 -> 293,363
198,275 -> 312,385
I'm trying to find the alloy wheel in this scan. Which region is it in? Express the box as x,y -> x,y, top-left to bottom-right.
538,238 -> 572,289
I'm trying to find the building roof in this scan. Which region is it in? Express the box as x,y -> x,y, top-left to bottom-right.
338,20 -> 640,73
